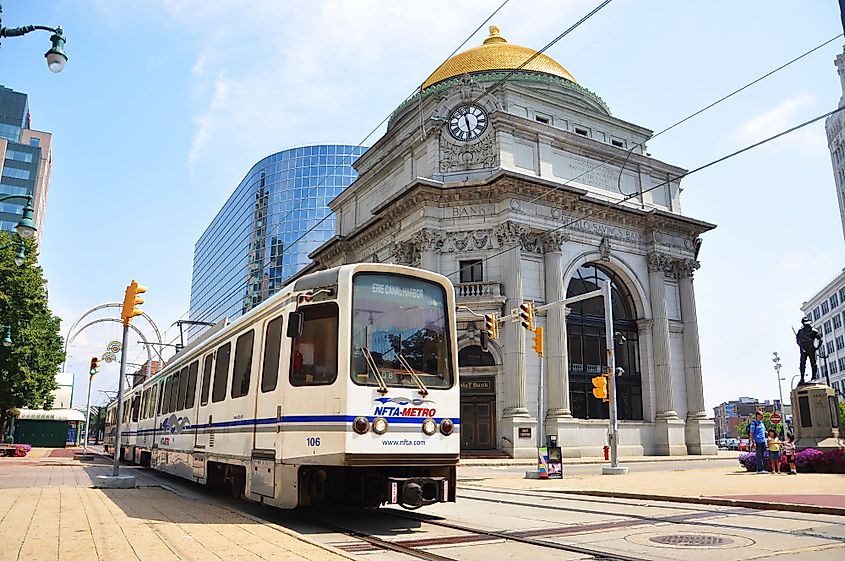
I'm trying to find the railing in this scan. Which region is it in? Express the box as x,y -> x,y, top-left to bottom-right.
454,281 -> 502,299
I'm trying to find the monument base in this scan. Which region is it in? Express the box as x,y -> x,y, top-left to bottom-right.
791,383 -> 845,452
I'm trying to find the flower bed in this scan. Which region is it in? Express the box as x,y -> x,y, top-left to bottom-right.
739,448 -> 845,473
13,444 -> 32,457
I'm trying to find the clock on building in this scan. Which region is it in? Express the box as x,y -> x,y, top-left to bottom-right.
448,104 -> 488,142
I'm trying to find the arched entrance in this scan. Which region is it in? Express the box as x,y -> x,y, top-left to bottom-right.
459,344 -> 497,450
566,263 -> 643,420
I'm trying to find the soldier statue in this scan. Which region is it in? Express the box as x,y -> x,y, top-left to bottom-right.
796,316 -> 823,385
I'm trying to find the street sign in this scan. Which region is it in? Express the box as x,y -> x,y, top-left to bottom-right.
771,412 -> 781,425
510,307 -> 520,323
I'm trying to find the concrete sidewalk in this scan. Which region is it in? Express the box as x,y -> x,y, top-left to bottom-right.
0,452 -> 352,561
459,449 -> 743,466
462,459 -> 845,514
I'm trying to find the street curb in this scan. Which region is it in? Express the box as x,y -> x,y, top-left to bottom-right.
555,489 -> 845,517
460,455 -> 738,467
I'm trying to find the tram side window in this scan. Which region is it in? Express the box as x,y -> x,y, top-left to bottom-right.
231,330 -> 255,398
177,367 -> 190,410
140,390 -> 148,420
185,361 -> 199,409
163,376 -> 173,414
156,381 -> 164,415
123,400 -> 130,423
150,384 -> 158,417
169,371 -> 181,413
200,353 -> 213,405
261,316 -> 284,392
212,342 -> 232,403
132,395 -> 140,422
290,303 -> 338,387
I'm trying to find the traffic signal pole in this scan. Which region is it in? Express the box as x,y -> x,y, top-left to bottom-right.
534,282 -> 627,475
112,322 -> 130,477
83,373 -> 93,455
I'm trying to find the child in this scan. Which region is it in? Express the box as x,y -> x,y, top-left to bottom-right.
782,433 -> 797,474
767,429 -> 782,474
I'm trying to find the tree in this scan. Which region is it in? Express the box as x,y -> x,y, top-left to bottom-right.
0,232 -> 65,437
737,411 -> 781,439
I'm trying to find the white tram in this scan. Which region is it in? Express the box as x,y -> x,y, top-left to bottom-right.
104,263 -> 459,509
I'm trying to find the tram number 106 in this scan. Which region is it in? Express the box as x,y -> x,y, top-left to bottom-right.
305,437 -> 321,447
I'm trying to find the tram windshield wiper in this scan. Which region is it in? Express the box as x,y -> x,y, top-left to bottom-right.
397,354 -> 429,396
361,347 -> 389,394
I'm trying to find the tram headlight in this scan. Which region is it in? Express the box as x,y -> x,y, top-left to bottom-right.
439,418 -> 454,436
372,416 -> 389,435
422,418 -> 437,436
353,416 -> 369,435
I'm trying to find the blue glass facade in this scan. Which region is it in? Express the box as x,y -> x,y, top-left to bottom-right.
189,144 -> 366,337
0,86 -> 39,233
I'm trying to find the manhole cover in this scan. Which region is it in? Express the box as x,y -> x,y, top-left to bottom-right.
649,534 -> 734,547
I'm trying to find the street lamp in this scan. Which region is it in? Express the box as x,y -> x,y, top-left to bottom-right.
0,4 -> 68,73
1,325 -> 11,347
0,194 -> 37,266
772,352 -> 786,437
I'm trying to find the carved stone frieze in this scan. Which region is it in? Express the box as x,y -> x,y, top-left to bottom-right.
495,221 -> 528,250
413,228 -> 445,252
439,133 -> 497,172
390,240 -> 419,265
442,229 -> 496,253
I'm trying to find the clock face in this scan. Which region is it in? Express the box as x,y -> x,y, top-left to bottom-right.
448,104 -> 488,142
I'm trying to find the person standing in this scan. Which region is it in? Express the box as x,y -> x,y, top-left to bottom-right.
748,410 -> 768,474
766,429 -> 782,474
782,434 -> 797,475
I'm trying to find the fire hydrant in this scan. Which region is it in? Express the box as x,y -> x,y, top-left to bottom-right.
603,445 -> 610,461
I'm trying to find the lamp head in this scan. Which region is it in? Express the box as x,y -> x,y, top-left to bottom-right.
14,242 -> 25,267
1,326 -> 11,347
15,197 -> 36,239
45,27 -> 68,73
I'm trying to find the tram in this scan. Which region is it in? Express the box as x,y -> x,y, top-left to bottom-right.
104,263 -> 459,509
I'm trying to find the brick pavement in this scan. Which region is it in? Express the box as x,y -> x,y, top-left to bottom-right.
0,453 -> 351,561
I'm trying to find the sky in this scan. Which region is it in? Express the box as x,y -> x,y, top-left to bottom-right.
1,0 -> 843,413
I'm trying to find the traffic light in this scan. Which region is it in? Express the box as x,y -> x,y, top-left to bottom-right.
89,356 -> 100,377
532,326 -> 544,357
519,302 -> 534,331
121,280 -> 147,326
591,374 -> 608,401
484,314 -> 498,340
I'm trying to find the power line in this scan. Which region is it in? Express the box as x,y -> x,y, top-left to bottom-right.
443,105 -> 845,280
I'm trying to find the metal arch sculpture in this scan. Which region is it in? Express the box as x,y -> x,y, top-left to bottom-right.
61,302 -> 165,372
63,318 -> 153,377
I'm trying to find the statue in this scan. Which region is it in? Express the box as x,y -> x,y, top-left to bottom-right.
795,317 -> 823,385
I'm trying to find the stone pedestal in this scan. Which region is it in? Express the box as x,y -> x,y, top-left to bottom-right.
546,417 -> 585,458
653,418 -> 687,455
501,415 -> 538,458
685,417 -> 718,455
791,383 -> 845,451
94,475 -> 136,489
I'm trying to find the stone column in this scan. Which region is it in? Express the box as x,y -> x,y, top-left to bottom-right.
542,232 -> 570,418
647,253 -> 677,420
416,229 -> 443,272
675,258 -> 717,455
496,221 -> 535,457
647,252 -> 685,455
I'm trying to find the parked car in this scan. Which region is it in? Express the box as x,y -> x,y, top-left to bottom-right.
726,438 -> 739,450
717,438 -> 729,449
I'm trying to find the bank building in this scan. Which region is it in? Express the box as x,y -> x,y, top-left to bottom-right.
301,26 -> 717,458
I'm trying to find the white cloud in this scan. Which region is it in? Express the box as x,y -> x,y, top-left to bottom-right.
731,93 -> 824,149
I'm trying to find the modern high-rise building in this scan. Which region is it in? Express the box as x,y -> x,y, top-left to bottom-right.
188,144 -> 366,337
0,85 -> 52,244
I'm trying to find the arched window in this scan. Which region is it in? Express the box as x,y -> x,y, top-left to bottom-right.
459,345 -> 496,367
567,263 -> 643,420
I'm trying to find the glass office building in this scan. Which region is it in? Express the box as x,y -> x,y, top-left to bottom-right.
189,144 -> 366,338
0,85 -> 52,243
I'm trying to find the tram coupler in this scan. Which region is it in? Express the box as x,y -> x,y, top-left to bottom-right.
386,476 -> 449,509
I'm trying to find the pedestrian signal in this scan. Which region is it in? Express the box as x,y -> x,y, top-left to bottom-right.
532,326 -> 544,357
89,356 -> 100,377
484,314 -> 498,340
519,302 -> 534,331
591,374 -> 608,401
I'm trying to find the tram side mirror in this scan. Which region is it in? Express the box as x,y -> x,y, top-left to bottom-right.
287,312 -> 304,338
480,330 -> 489,353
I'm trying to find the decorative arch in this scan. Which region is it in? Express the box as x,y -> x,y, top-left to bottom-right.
456,334 -> 502,367
561,251 -> 648,319
563,256 -> 645,421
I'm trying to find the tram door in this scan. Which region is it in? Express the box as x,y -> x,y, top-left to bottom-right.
460,377 -> 496,450
252,314 -> 287,454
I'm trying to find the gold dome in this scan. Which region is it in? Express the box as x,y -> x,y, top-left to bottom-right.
421,26 -> 576,90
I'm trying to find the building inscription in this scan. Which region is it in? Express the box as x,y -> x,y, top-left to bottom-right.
551,211 -> 646,243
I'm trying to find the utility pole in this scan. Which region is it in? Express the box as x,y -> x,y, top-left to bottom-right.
773,352 -> 786,438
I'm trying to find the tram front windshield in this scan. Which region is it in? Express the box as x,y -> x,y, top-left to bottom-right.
351,273 -> 452,389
